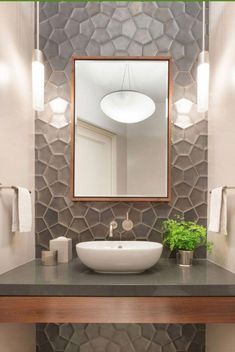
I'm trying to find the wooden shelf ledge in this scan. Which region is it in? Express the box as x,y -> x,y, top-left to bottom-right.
0,296 -> 235,323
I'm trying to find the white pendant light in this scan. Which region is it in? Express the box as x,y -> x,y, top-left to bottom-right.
32,2 -> 44,112
100,90 -> 155,124
197,1 -> 209,113
100,64 -> 155,123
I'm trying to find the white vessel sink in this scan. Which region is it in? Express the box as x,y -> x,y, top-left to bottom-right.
76,241 -> 163,274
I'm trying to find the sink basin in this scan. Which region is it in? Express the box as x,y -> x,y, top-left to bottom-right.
76,241 -> 163,274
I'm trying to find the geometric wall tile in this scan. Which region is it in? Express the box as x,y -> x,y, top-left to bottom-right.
92,29 -> 110,44
149,20 -> 163,39
113,8 -> 130,22
70,218 -> 88,233
64,18 -> 80,38
174,114 -> 193,129
36,1 -> 208,261
156,35 -> 172,52
134,29 -> 152,44
128,2 -> 143,16
71,8 -> 88,23
175,98 -> 193,114
108,18 -> 122,38
155,8 -> 173,23
50,29 -> 67,44
37,324 -> 205,352
185,2 -> 201,17
59,208 -> 73,227
176,71 -> 194,87
184,167 -> 199,187
190,188 -> 205,206
92,13 -> 109,28
175,155 -> 192,170
165,20 -> 179,39
134,13 -> 152,28
86,2 -> 101,17
171,40 -> 184,60
37,5 -> 209,343
113,36 -> 130,50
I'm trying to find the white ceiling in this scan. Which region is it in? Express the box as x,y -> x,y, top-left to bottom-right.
75,60 -> 169,103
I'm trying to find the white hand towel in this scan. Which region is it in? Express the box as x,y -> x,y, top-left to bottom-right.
12,187 -> 32,233
208,186 -> 227,235
12,191 -> 19,232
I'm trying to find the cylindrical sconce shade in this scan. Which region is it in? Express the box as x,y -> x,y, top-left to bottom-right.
32,49 -> 44,112
197,51 -> 209,113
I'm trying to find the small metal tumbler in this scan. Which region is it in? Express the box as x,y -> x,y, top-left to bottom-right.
177,250 -> 193,267
41,250 -> 57,266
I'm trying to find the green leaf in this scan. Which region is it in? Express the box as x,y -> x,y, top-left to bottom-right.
162,218 -> 212,252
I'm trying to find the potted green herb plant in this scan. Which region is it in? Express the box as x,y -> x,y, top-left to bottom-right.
163,218 -> 212,266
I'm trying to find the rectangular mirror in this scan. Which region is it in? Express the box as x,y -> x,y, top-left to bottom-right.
71,57 -> 171,201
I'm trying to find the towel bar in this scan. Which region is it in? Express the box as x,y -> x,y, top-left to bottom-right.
209,186 -> 235,194
0,184 -> 31,194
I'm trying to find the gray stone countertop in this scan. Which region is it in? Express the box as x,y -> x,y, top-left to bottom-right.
0,258 -> 235,297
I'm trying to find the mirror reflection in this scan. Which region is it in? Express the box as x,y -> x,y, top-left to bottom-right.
73,58 -> 171,200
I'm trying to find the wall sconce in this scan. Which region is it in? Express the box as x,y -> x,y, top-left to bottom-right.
197,1 -> 209,113
32,50 -> 44,111
32,2 -> 44,112
49,97 -> 68,129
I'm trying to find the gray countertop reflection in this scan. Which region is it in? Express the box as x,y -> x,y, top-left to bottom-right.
0,258 -> 235,296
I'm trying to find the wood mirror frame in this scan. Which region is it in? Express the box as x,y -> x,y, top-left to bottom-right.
70,56 -> 172,202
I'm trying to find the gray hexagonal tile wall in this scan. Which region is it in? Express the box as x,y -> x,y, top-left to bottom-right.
36,2 -> 208,350
37,323 -> 205,352
36,2 -> 208,259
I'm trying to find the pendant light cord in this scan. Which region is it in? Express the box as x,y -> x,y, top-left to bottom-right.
36,1 -> 39,50
202,1 -> 205,51
121,64 -> 131,91
128,65 -> 131,90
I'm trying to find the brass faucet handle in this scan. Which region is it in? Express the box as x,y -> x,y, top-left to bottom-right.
122,212 -> 133,231
110,221 -> 118,230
